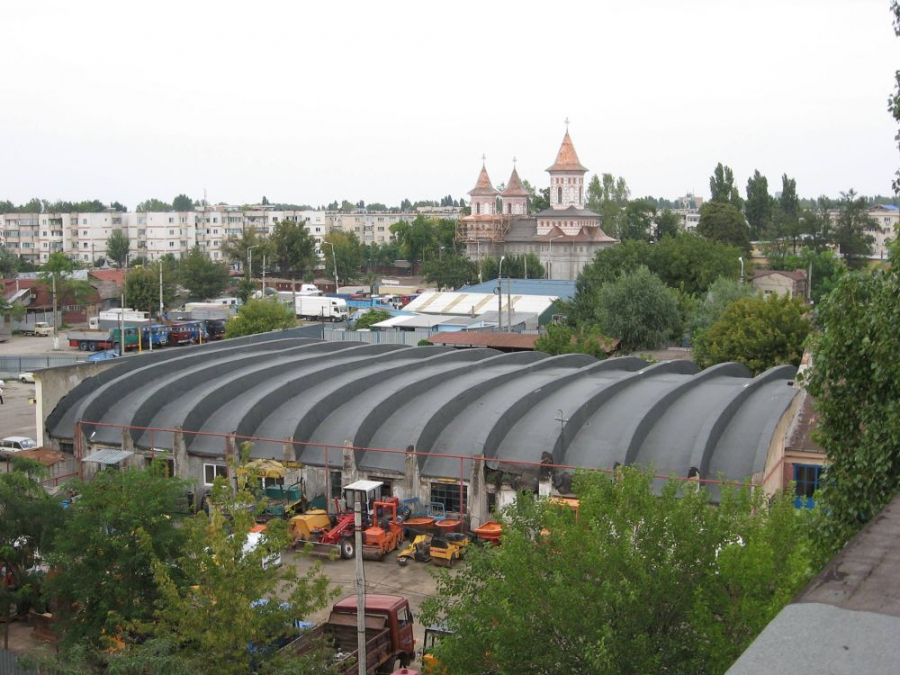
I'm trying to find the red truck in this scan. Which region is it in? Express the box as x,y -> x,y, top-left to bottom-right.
281,594 -> 416,674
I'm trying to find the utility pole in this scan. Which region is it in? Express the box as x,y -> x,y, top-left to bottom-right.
325,241 -> 339,292
497,256 -> 506,332
51,273 -> 59,351
507,270 -> 512,330
353,492 -> 366,675
261,254 -> 267,297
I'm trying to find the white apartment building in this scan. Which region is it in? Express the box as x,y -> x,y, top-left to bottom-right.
863,204 -> 898,259
2,205 -> 463,267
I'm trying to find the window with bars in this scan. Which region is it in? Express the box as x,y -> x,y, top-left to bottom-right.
793,464 -> 822,509
430,482 -> 467,515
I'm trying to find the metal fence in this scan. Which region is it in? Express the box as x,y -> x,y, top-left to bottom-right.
321,326 -> 432,346
0,648 -> 37,675
0,355 -> 86,377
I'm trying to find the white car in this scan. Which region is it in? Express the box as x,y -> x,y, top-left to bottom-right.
18,372 -> 35,384
0,436 -> 39,453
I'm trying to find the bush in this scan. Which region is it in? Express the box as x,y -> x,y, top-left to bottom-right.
225,299 -> 296,338
595,267 -> 681,351
693,294 -> 810,375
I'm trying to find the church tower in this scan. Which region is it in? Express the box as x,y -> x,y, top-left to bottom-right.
467,160 -> 499,216
500,163 -> 529,215
546,129 -> 588,210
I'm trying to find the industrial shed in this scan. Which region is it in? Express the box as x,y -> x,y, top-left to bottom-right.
42,335 -> 801,525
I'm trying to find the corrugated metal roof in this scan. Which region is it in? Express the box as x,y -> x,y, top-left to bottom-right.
404,291 -> 557,316
427,332 -> 539,350
82,448 -> 133,465
460,279 -> 577,300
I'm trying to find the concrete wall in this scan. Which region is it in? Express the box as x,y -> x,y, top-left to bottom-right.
35,360 -> 120,447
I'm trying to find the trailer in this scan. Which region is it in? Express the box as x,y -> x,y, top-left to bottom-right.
67,326 -> 140,352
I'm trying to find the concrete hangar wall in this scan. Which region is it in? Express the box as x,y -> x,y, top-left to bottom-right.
41,331 -> 801,527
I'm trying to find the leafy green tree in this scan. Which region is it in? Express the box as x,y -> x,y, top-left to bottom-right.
586,173 -> 630,238
0,247 -> 18,276
619,199 -> 656,241
693,295 -> 810,375
269,219 -> 317,279
832,189 -> 875,268
651,234 -> 743,295
136,198 -> 173,212
690,276 -> 757,338
178,246 -> 231,300
222,225 -> 271,277
534,322 -> 611,360
571,236 -> 742,323
527,184 -> 551,212
745,169 -> 773,240
40,253 -> 94,307
594,267 -> 681,351
106,229 -> 130,268
805,265 -> 900,558
772,174 -> 803,253
171,194 -> 193,211
354,308 -> 391,330
421,468 -> 813,675
225,298 -> 296,338
709,162 -> 744,209
322,231 -> 365,284
107,467 -> 334,675
481,254 -> 545,281
0,458 -> 64,649
422,254 -> 478,289
654,209 -> 681,241
390,215 -> 436,273
45,464 -> 190,651
697,201 -> 751,253
125,265 -> 178,316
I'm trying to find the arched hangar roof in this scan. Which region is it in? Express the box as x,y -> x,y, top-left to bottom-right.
48,338 -> 800,482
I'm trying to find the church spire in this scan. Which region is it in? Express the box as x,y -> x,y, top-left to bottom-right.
546,129 -> 588,173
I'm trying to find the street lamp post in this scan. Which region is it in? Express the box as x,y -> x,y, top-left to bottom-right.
324,241 -> 339,292
247,245 -> 258,292
497,255 -> 506,332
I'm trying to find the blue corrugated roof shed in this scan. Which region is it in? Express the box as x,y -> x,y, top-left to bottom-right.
458,278 -> 576,300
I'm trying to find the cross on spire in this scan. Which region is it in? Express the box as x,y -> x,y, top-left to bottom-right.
513,156 -> 517,166
565,117 -> 570,130
481,153 -> 486,164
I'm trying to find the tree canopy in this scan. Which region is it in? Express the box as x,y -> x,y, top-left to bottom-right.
709,162 -> 743,210
45,464 -> 190,650
831,189 -> 875,268
693,294 -> 810,375
697,202 -> 751,253
269,219 -> 317,279
422,254 -> 478,289
171,194 -> 194,211
178,246 -> 231,300
125,264 -> 178,316
744,169 -> 773,240
592,266 -> 681,351
534,322 -> 611,360
805,265 -> 900,557
586,173 -> 630,238
354,308 -> 391,330
106,229 -> 130,268
136,198 -> 173,212
322,231 -> 365,285
225,298 -> 296,338
421,468 -> 813,675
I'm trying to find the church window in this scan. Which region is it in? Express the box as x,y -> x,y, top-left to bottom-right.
557,187 -> 562,204
579,186 -> 583,203
476,203 -> 481,215
507,203 -> 512,214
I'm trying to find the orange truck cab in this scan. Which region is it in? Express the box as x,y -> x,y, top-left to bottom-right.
281,594 -> 416,674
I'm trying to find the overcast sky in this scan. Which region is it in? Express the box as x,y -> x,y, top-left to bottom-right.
2,0 -> 897,209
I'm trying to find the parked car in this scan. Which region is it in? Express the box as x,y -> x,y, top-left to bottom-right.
1,437 -> 38,453
19,372 -> 35,384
